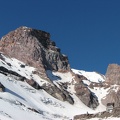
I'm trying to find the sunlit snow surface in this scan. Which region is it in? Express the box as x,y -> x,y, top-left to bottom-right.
72,69 -> 105,83
0,54 -> 113,120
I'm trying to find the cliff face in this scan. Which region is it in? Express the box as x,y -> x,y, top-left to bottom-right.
0,26 -> 70,80
105,64 -> 120,85
101,64 -> 120,107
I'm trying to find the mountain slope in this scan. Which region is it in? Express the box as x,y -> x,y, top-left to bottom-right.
0,27 -> 119,120
0,53 -> 108,120
0,53 -> 96,120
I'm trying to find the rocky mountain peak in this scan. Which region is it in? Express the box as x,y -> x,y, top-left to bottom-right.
0,26 -> 70,80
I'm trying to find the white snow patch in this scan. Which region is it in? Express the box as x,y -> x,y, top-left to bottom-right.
72,69 -> 105,83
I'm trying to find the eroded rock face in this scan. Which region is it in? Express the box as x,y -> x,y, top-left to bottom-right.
102,89 -> 120,107
0,27 -> 74,104
74,73 -> 99,109
42,83 -> 74,104
0,26 -> 70,80
101,64 -> 120,107
105,64 -> 120,85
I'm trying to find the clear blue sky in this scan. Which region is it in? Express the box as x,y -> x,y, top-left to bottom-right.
0,0 -> 120,74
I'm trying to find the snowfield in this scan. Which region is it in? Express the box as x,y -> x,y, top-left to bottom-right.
0,54 -> 115,120
72,69 -> 105,83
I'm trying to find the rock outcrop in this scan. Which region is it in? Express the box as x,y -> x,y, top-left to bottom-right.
101,64 -> 120,107
0,26 -> 70,81
74,107 -> 120,120
74,73 -> 99,109
105,64 -> 120,85
42,83 -> 74,104
102,88 -> 120,107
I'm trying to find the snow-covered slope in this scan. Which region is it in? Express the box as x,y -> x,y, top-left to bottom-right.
0,54 -> 111,120
72,69 -> 107,112
72,69 -> 105,83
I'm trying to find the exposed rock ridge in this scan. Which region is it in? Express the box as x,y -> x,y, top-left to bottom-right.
73,74 -> 99,109
0,26 -> 70,80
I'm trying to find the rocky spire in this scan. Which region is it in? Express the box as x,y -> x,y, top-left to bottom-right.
0,26 -> 70,80
105,64 -> 120,85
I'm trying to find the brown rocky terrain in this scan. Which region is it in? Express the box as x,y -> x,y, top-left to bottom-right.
74,107 -> 120,120
74,64 -> 120,119
101,64 -> 120,107
106,64 -> 120,85
0,26 -> 70,81
74,74 -> 99,109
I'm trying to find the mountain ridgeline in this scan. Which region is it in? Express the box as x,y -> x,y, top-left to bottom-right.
0,26 -> 120,120
0,27 -> 70,80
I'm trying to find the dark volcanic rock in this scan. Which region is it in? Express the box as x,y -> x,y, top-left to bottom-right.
0,26 -> 70,81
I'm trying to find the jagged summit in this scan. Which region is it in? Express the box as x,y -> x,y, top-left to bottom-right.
0,26 -> 70,80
